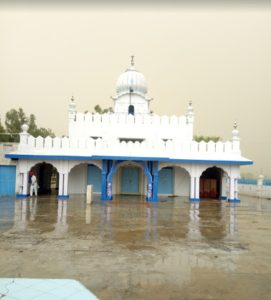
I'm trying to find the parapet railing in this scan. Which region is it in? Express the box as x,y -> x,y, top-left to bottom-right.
18,135 -> 240,157
72,113 -> 189,126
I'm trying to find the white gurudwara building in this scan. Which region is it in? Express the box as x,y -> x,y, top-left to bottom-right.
6,58 -> 252,202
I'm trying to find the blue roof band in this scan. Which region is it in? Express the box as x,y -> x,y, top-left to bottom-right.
5,153 -> 253,165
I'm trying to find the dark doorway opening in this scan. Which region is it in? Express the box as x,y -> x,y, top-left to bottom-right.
30,163 -> 58,195
128,105 -> 135,115
200,167 -> 223,199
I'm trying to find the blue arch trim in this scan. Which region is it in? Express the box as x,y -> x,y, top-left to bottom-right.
107,160 -> 152,183
101,160 -> 156,201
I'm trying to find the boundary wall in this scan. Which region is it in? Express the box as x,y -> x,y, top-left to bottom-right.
238,179 -> 271,199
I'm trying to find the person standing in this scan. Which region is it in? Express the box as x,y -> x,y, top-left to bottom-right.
30,173 -> 38,196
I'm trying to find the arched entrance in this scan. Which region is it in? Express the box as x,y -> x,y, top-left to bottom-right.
200,167 -> 227,199
158,165 -> 190,196
87,164 -> 102,193
119,165 -> 141,195
113,162 -> 144,195
158,167 -> 173,195
104,160 -> 154,200
30,162 -> 58,195
68,163 -> 102,194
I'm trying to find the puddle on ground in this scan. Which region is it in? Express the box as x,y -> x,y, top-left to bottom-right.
0,194 -> 271,299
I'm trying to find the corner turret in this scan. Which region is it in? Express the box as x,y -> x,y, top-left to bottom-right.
232,121 -> 240,153
68,95 -> 76,121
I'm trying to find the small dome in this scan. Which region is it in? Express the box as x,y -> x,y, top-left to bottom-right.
21,124 -> 29,133
232,121 -> 239,141
116,65 -> 147,96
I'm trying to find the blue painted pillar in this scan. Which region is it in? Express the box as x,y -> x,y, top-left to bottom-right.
101,160 -> 114,201
146,162 -> 153,202
145,161 -> 154,202
101,160 -> 108,200
152,161 -> 159,202
107,160 -> 114,200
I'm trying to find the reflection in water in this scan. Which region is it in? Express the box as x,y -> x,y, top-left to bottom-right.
100,204 -> 112,239
0,197 -> 15,232
14,199 -> 28,230
188,202 -> 201,240
145,203 -> 158,241
10,196 -> 239,246
85,204 -> 91,224
229,203 -> 238,238
29,198 -> 37,221
2,195 -> 262,300
54,200 -> 68,235
199,200 -> 227,240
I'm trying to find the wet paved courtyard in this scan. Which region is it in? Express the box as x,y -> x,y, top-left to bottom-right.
0,194 -> 271,300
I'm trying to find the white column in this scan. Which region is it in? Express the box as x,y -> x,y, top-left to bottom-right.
19,173 -> 24,194
58,173 -> 63,196
229,177 -> 235,201
63,173 -> 69,196
195,177 -> 200,199
22,172 -> 28,195
234,178 -> 238,200
221,175 -> 227,199
190,177 -> 195,200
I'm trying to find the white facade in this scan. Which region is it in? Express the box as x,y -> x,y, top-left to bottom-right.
6,59 -> 252,202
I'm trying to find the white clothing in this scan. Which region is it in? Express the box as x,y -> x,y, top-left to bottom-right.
30,175 -> 38,196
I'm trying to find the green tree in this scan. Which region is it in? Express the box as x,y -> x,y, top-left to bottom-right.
34,127 -> 55,138
4,108 -> 55,142
5,108 -> 27,136
0,118 -> 9,142
94,104 -> 113,114
28,114 -> 38,134
194,135 -> 221,142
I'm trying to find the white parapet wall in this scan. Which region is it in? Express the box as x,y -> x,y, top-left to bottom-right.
69,113 -> 193,141
17,134 -> 245,162
239,183 -> 271,199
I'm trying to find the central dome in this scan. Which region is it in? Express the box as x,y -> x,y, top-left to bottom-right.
116,64 -> 147,96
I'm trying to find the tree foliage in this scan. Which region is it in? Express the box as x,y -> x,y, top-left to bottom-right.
94,104 -> 113,114
194,135 -> 221,142
0,108 -> 55,142
0,119 -> 9,142
5,108 -> 27,135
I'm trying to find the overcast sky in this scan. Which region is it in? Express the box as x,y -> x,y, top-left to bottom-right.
0,2 -> 270,177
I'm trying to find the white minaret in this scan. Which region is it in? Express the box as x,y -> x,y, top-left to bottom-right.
68,95 -> 76,121
232,121 -> 240,154
112,56 -> 152,115
186,100 -> 194,124
68,96 -> 76,137
186,100 -> 194,141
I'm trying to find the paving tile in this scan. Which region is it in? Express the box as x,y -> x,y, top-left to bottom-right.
66,289 -> 99,300
0,279 -> 98,300
7,286 -> 44,300
45,285 -> 81,298
13,279 -> 44,288
0,280 -> 25,296
31,293 -> 62,300
0,296 -> 18,300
